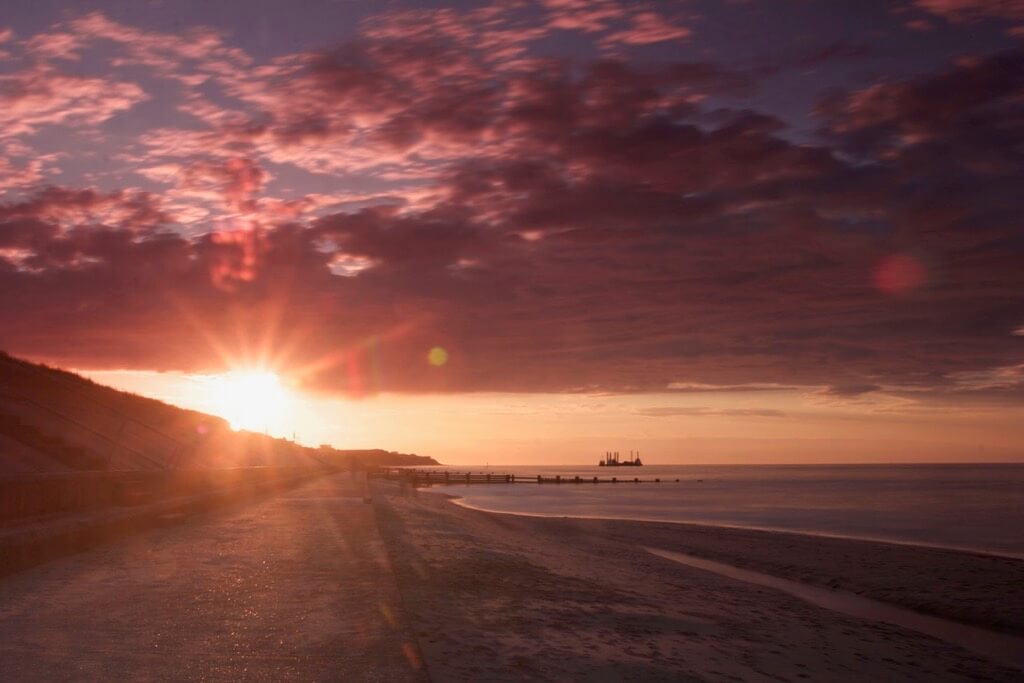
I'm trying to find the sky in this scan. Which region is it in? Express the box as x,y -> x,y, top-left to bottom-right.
1,1 -> 1023,464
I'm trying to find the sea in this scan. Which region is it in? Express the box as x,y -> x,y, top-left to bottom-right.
425,463 -> 1024,558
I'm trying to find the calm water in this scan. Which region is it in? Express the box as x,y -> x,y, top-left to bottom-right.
428,464 -> 1024,557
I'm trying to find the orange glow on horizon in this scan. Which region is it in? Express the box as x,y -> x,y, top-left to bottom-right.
76,368 -> 1024,466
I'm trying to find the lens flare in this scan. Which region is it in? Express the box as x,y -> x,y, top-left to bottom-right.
428,346 -> 448,367
874,253 -> 926,295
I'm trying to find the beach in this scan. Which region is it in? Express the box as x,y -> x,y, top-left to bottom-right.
0,470 -> 1020,681
375,483 -> 1024,681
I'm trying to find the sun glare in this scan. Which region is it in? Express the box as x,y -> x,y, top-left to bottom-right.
209,370 -> 290,432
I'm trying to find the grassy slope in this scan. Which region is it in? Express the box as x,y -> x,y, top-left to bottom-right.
0,352 -> 438,473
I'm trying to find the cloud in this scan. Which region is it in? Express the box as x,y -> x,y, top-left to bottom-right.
23,31 -> 85,61
136,28 -> 749,189
947,363 -> 1024,391
68,12 -> 250,82
600,11 -> 691,46
0,9 -> 1022,403
637,406 -> 785,418
665,383 -> 802,393
0,186 -> 169,231
818,49 -> 1024,155
0,65 -> 147,137
914,0 -> 1024,22
541,0 -> 629,33
790,42 -> 873,69
815,383 -> 882,397
0,156 -> 45,191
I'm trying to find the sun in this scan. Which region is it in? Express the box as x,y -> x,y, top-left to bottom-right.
209,370 -> 290,432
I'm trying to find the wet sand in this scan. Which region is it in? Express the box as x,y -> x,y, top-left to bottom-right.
375,484 -> 1024,681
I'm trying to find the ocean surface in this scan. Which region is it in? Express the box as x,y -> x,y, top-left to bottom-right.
426,464 -> 1024,557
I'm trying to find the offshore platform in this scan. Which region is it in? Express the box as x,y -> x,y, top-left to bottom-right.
598,450 -> 643,466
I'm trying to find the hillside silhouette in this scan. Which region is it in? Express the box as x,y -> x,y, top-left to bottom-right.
0,352 -> 438,473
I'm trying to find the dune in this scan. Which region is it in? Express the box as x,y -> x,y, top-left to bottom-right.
0,351 -> 440,473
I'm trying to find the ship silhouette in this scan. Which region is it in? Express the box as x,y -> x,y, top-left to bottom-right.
598,450 -> 642,466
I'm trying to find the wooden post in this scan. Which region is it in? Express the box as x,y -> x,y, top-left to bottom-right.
537,475 -> 542,484
487,473 -> 491,484
556,475 -> 561,484
445,471 -> 449,483
465,472 -> 470,484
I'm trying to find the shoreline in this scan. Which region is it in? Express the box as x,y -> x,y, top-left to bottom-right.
375,482 -> 1023,681
438,491 -> 1024,634
442,495 -> 1024,561
645,546 -> 1024,671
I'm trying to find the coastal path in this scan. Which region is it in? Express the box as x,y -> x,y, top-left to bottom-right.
0,472 -> 426,681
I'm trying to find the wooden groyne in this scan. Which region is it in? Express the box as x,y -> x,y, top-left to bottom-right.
374,469 -> 680,485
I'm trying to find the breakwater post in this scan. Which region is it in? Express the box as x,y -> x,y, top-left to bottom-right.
372,469 -> 685,485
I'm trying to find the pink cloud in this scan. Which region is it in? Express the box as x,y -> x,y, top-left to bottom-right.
0,151 -> 47,191
542,0 -> 628,33
23,31 -> 85,61
0,169 -> 39,192
0,65 -> 147,137
68,12 -> 250,81
601,11 -> 691,46
914,0 -> 1024,22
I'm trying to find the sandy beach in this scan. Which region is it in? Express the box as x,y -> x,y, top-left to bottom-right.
2,473 -> 1019,681
374,483 -> 1024,682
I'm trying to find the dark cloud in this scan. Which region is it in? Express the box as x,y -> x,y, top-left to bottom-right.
791,41 -> 874,69
818,48 -> 1024,159
0,9 -> 1022,401
913,1 -> 1024,23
